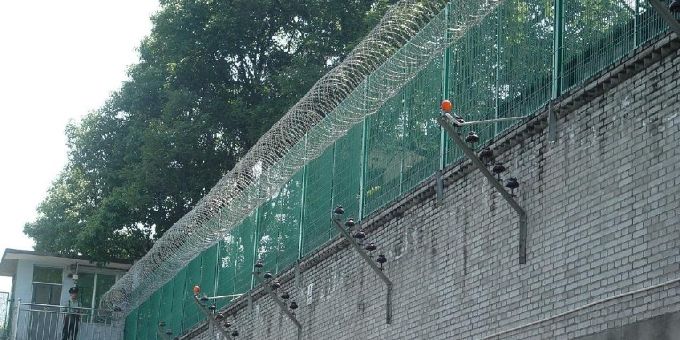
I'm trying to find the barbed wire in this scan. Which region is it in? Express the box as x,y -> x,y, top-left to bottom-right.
101,0 -> 506,318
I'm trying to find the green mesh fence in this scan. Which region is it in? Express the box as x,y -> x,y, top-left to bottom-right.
364,94 -> 406,213
158,280 -> 173,334
301,147 -> 334,256
170,267 -> 187,334
135,299 -> 150,340
147,291 -> 161,340
126,0 -> 676,336
256,170 -> 303,274
182,257 -> 203,330
124,309 -> 137,340
332,124 -> 363,222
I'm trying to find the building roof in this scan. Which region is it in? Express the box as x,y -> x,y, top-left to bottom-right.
0,248 -> 133,277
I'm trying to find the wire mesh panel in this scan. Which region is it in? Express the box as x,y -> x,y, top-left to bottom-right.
562,0 -> 636,92
158,280 -> 174,334
363,94 -> 406,215
135,299 -> 150,340
169,267 -> 187,335
401,58 -> 442,191
216,210 -> 257,310
495,0 -> 553,129
332,124 -> 363,223
182,256 -> 203,331
637,0 -> 672,44
446,9 -> 498,165
301,147 -> 334,256
147,290 -> 161,340
256,171 -> 303,274
200,245 -> 218,300
232,213 -> 257,298
124,309 -> 137,340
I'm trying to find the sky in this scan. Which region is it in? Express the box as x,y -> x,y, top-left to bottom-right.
0,0 -> 159,293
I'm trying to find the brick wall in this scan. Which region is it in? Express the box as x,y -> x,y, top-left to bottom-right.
186,35 -> 680,340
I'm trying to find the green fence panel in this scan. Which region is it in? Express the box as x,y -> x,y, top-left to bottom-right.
332,124 -> 363,222
169,267 -> 187,335
446,8 -> 498,165
136,299 -> 150,340
637,1 -> 672,45
496,0 -> 553,129
562,0 -> 636,92
182,256 -> 203,331
124,309 -> 138,340
216,211 -> 256,309
256,170 -> 303,273
401,57 -> 442,191
301,147 -> 334,256
233,212 -> 257,296
147,290 -> 161,340
364,94 -> 406,215
158,280 -> 174,334
200,244 -> 218,299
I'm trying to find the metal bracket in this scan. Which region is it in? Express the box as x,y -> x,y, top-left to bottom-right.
647,0 -> 680,37
192,295 -> 233,340
438,113 -> 528,264
252,272 -> 303,340
331,218 -> 393,324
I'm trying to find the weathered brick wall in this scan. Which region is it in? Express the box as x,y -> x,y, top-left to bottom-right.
187,35 -> 680,340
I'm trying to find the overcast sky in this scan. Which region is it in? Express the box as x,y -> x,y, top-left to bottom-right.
0,0 -> 159,293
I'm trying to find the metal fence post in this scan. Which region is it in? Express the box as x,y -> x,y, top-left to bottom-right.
549,0 -> 565,142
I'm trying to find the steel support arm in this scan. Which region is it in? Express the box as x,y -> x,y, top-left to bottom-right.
192,295 -> 232,339
438,113 -> 528,264
647,0 -> 680,37
331,218 -> 393,324
252,272 -> 302,339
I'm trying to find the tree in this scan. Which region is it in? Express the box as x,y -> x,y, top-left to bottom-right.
25,0 -> 393,262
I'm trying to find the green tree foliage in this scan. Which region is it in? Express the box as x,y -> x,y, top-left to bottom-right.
25,0 -> 395,261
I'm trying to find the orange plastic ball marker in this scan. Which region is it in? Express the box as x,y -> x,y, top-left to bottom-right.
193,285 -> 201,295
440,99 -> 453,113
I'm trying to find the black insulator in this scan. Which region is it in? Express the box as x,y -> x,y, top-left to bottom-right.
254,261 -> 264,269
345,218 -> 356,228
479,147 -> 493,161
492,162 -> 506,176
231,330 -> 239,337
165,331 -> 173,335
224,321 -> 232,328
465,131 -> 480,144
209,304 -> 216,311
671,0 -> 680,12
376,254 -> 387,264
263,272 -> 273,279
505,177 -> 519,190
215,313 -> 224,320
271,280 -> 281,290
353,230 -> 366,239
289,301 -> 298,310
159,321 -> 166,327
281,292 -> 290,300
365,242 -> 377,252
200,295 -> 209,302
334,205 -> 345,215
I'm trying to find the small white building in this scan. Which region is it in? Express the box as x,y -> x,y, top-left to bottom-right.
0,248 -> 131,340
